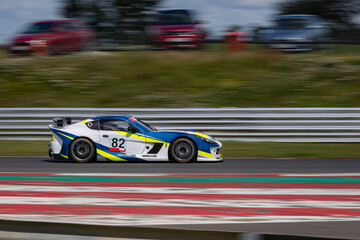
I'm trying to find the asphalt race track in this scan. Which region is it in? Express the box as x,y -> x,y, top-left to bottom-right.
1,156 -> 360,240
0,156 -> 359,173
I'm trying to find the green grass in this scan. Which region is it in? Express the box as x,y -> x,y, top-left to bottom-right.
0,141 -> 48,156
0,45 -> 360,108
2,140 -> 360,159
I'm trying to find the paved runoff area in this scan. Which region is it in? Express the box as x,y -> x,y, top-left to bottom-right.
0,172 -> 359,227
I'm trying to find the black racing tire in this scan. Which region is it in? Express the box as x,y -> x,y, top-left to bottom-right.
69,138 -> 96,163
169,138 -> 197,163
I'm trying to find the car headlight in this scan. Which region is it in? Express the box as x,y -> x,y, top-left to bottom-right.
194,135 -> 216,144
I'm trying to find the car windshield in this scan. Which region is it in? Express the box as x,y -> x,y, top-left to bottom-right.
159,11 -> 192,25
129,117 -> 156,132
276,19 -> 308,29
21,22 -> 53,34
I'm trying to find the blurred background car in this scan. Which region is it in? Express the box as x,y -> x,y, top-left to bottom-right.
6,19 -> 95,55
147,9 -> 206,49
258,14 -> 331,52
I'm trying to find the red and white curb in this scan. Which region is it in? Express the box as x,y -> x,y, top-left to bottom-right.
0,173 -> 359,226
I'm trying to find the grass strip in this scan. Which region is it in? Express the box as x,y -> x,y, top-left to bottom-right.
1,48 -> 360,108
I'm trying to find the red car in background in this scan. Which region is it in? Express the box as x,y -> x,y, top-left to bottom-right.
7,19 -> 95,55
148,9 -> 206,49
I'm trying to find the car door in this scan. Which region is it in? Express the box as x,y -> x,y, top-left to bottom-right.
99,118 -> 145,154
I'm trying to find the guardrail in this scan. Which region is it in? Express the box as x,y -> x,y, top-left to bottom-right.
2,107 -> 360,142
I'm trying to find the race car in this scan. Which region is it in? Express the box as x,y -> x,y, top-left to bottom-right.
48,115 -> 222,163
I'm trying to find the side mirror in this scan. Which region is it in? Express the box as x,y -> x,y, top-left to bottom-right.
127,125 -> 137,133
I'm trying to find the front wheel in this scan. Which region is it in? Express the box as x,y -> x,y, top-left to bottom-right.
69,138 -> 96,163
169,138 -> 197,163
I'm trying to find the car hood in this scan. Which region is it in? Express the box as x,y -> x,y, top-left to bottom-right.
156,129 -> 214,140
152,129 -> 222,147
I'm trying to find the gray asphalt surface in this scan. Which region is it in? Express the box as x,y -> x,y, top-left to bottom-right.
1,156 -> 360,239
152,221 -> 360,240
0,156 -> 359,173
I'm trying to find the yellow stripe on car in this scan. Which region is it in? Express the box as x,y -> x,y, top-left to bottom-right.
194,132 -> 212,139
96,149 -> 127,162
80,120 -> 89,123
111,131 -> 169,145
112,131 -> 144,140
60,154 -> 68,159
166,130 -> 212,139
57,132 -> 74,140
198,150 -> 215,159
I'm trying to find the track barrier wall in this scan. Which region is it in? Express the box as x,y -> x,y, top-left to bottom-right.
1,107 -> 360,142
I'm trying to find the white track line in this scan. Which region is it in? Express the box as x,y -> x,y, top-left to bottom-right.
0,197 -> 359,209
54,173 -> 172,177
0,185 -> 359,195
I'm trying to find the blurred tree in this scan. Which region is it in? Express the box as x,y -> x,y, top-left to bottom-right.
60,0 -> 161,45
277,0 -> 360,39
277,0 -> 359,26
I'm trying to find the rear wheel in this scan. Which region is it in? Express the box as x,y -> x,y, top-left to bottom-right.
169,138 -> 197,163
69,138 -> 96,163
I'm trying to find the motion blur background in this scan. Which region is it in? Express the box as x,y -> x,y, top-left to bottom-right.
1,0 -> 360,44
0,0 -> 359,108
1,0 -> 360,152
1,2 -> 360,240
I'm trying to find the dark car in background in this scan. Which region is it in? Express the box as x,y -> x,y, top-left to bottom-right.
7,19 -> 95,55
258,14 -> 331,52
148,9 -> 206,49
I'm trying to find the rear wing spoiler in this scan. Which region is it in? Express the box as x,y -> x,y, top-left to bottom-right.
52,118 -> 72,127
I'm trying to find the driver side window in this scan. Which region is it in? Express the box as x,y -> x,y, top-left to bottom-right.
100,119 -> 137,132
100,119 -> 130,131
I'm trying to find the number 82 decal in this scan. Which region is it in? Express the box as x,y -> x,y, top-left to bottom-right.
111,137 -> 126,150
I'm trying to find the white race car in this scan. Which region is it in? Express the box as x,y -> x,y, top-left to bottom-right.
49,115 -> 222,163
